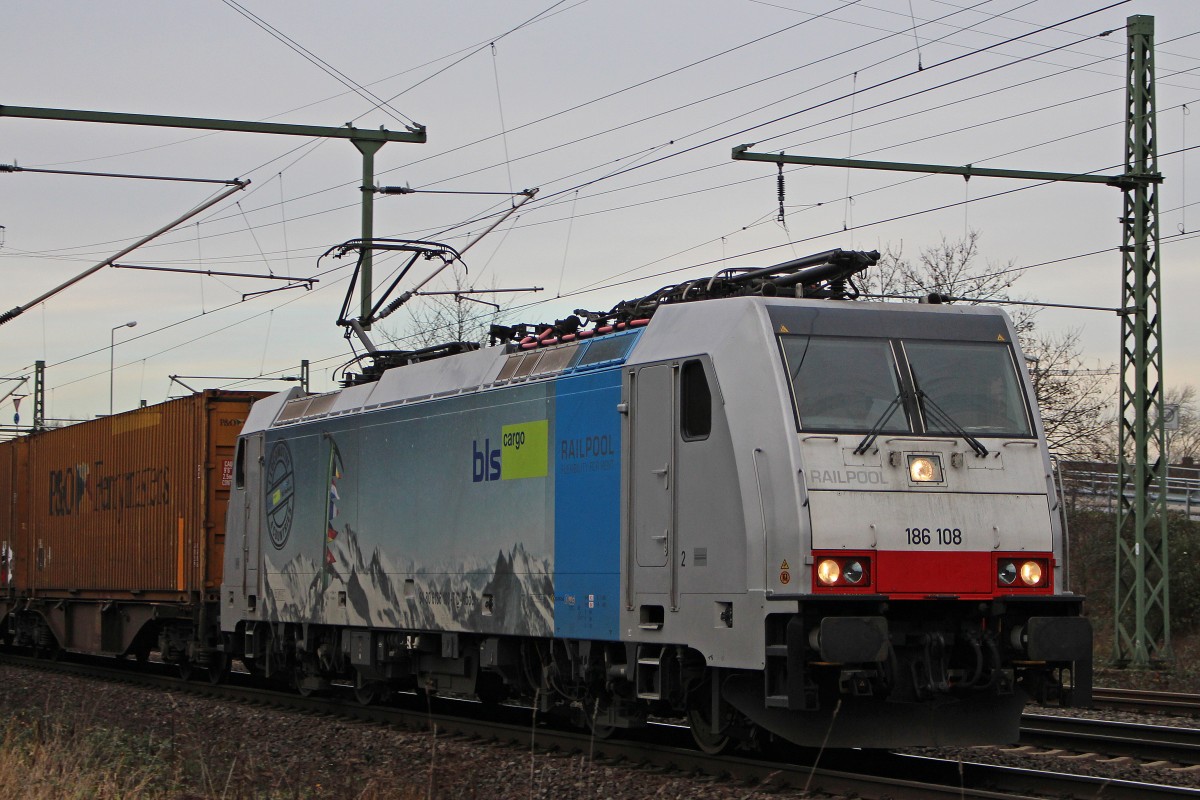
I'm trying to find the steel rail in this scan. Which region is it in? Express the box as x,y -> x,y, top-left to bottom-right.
1020,711 -> 1200,764
1094,686 -> 1200,715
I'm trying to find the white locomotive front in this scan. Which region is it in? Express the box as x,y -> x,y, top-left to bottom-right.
625,295 -> 1090,748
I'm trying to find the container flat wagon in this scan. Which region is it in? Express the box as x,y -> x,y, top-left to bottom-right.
0,390 -> 266,665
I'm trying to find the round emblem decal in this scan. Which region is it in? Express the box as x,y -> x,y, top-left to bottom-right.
265,441 -> 295,549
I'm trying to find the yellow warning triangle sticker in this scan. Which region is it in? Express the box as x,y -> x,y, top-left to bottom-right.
780,560 -> 790,570
779,324 -> 790,333
996,334 -> 1006,342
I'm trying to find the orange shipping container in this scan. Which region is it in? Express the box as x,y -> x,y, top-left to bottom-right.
7,391 -> 266,604
0,437 -> 26,593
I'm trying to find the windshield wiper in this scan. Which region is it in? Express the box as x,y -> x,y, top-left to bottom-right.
854,391 -> 905,455
918,390 -> 989,457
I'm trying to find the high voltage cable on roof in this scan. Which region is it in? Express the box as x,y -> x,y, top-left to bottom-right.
205,227 -> 1200,396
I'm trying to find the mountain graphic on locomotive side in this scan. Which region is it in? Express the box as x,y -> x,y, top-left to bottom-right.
0,246 -> 1091,750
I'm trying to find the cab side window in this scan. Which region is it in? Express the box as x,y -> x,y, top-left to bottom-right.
680,359 -> 712,441
234,439 -> 246,490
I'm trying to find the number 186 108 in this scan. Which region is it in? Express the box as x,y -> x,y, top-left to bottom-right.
905,527 -> 963,546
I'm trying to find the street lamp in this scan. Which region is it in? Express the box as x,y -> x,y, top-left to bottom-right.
110,321 -> 137,415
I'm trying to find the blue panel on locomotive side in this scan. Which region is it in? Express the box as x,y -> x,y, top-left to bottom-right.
552,369 -> 622,640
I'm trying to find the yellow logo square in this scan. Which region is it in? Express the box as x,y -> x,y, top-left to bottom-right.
501,420 -> 548,480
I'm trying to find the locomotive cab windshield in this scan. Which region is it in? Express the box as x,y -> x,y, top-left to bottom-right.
779,332 -> 1033,438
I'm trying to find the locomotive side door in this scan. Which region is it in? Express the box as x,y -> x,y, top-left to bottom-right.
237,433 -> 265,598
629,364 -> 674,597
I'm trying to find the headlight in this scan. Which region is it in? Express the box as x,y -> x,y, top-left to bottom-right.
1019,560 -> 1043,586
816,559 -> 842,586
815,556 -> 871,589
907,454 -> 943,483
997,558 -> 1048,589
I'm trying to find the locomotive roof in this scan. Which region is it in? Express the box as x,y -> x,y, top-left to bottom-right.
241,296 -> 1017,436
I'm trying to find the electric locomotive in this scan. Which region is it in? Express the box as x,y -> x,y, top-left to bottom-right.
218,244 -> 1090,750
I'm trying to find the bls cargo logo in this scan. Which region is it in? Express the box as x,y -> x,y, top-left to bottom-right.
472,420 -> 548,482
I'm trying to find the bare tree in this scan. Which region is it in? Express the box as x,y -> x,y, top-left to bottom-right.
864,230 -> 1116,460
380,269 -> 508,351
862,230 -> 1036,335
1026,329 -> 1115,460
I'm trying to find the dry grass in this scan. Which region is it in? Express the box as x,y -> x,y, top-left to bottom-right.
0,711 -> 172,799
0,706 -> 432,800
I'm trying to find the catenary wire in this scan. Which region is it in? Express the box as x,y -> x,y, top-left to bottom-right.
9,0 -> 1113,262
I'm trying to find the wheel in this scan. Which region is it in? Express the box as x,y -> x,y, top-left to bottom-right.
589,716 -> 618,740
177,660 -> 194,681
293,667 -> 324,698
691,705 -> 734,753
584,697 -> 619,739
353,671 -> 381,706
34,643 -> 61,661
33,635 -> 62,662
207,650 -> 230,686
474,672 -> 508,706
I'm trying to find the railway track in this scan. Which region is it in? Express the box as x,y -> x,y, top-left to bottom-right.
3,653 -> 1199,799
1019,711 -> 1200,764
1094,686 -> 1200,715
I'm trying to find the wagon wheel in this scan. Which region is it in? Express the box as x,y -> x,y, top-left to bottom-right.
34,640 -> 62,662
177,659 -> 194,682
207,650 -> 230,686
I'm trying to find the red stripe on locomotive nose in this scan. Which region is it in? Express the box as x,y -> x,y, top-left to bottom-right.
876,550 -> 993,594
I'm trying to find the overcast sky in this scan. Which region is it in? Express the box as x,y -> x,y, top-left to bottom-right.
2,0 -> 1198,423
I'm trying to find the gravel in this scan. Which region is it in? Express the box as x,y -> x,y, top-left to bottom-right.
3,662 -> 1199,797
0,664 -> 813,799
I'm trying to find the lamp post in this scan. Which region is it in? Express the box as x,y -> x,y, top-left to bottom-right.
109,321 -> 137,415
